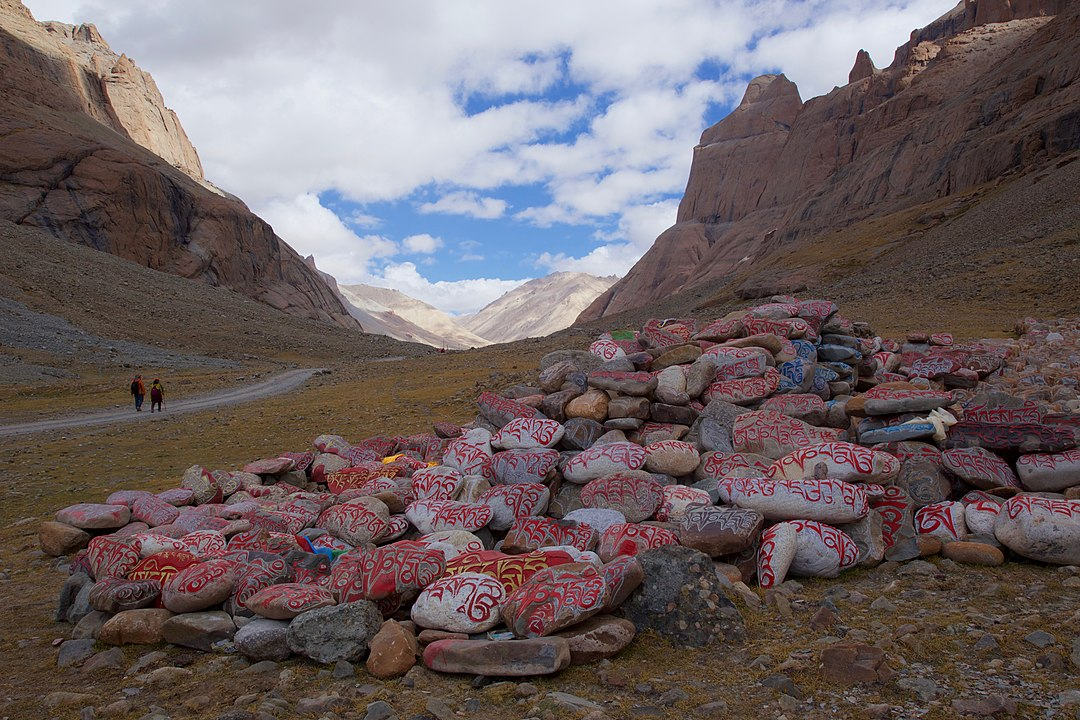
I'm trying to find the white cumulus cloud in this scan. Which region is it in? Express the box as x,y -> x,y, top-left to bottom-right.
418,191 -> 509,219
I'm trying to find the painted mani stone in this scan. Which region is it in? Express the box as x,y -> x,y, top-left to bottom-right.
643,440 -> 700,476
756,522 -> 797,589
678,506 -> 764,557
86,535 -> 140,580
161,558 -> 240,613
88,576 -> 162,614
562,443 -> 648,484
56,503 -> 131,530
787,520 -> 859,579
717,477 -> 869,524
229,556 -> 293,614
580,473 -> 664,523
915,501 -> 968,540
444,549 -> 576,593
491,449 -> 560,485
732,410 -> 842,460
317,498 -> 391,545
503,516 -> 597,553
768,442 -> 900,484
478,483 -> 550,532
128,550 -> 199,587
695,452 -> 773,481
410,466 -> 465,501
1015,449 -> 1080,492
596,523 -> 680,563
705,368 -> 782,405
411,572 -> 508,633
964,499 -> 1002,536
477,391 -> 542,428
131,495 -> 180,527
500,566 -> 609,638
654,485 -> 712,523
406,500 -> 493,534
491,418 -> 565,450
941,447 -> 1021,489
869,486 -> 914,551
245,583 -> 336,620
992,496 -> 1080,565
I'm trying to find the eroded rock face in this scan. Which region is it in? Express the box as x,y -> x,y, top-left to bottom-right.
579,1 -> 1080,322
0,1 -> 360,330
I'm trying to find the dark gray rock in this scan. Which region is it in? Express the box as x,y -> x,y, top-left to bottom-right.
235,618 -> 291,662
540,350 -> 603,374
287,600 -> 383,664
57,638 -> 97,668
619,545 -> 745,647
162,611 -> 236,652
57,572 -> 93,623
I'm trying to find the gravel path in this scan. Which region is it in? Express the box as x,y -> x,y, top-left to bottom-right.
0,367 -> 324,437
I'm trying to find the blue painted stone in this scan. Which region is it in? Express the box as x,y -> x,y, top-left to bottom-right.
777,359 -> 814,394
791,340 -> 818,363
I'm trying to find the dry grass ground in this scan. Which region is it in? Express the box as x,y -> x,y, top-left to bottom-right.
2,342 -> 1078,720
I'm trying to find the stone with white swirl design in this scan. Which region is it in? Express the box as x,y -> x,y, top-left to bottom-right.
678,506 -> 764,557
411,572 -> 508,633
88,577 -> 161,613
993,496 -> 1080,565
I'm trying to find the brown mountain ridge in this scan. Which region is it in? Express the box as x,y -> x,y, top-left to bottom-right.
0,0 -> 359,331
579,0 -> 1080,329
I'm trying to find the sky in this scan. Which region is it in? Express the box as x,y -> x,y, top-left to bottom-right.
24,0 -> 950,315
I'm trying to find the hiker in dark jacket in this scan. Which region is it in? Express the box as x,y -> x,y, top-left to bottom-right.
149,378 -> 165,413
130,374 -> 146,411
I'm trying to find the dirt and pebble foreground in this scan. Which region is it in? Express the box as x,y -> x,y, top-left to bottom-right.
5,306 -> 1080,720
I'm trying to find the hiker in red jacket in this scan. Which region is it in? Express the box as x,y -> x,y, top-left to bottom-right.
130,374 -> 146,411
149,378 -> 165,413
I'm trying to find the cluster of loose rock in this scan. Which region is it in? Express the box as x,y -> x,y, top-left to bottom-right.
42,296 -> 1080,680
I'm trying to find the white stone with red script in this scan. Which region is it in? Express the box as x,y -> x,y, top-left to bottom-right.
406,499 -> 493,535
596,523 -> 680,563
491,418 -> 565,450
717,477 -> 869,524
654,485 -> 712,523
756,522 -> 797,589
942,447 -> 1022,490
787,520 -> 860,578
643,440 -> 700,476
411,467 -> 465,502
964,499 -> 1002,535
411,572 -> 508,633
478,483 -> 550,531
414,530 -> 486,561
317,497 -> 391,546
1015,449 -> 1080,492
562,442 -> 648,484
768,442 -> 900,484
580,473 -> 664,523
732,410 -> 842,460
915,501 -> 968,540
993,496 -> 1080,565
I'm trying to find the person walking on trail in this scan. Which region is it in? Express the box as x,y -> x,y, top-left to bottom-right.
130,374 -> 146,411
149,378 -> 165,413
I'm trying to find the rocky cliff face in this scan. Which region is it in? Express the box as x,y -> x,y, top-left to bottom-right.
0,0 -> 360,330
579,0 -> 1080,322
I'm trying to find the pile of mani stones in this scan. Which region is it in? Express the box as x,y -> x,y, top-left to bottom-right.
42,295 -> 1080,678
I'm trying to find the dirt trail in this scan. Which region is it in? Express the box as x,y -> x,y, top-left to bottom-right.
0,367 -> 324,437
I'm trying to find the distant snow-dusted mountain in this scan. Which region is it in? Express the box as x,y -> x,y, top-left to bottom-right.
460,272 -> 618,344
